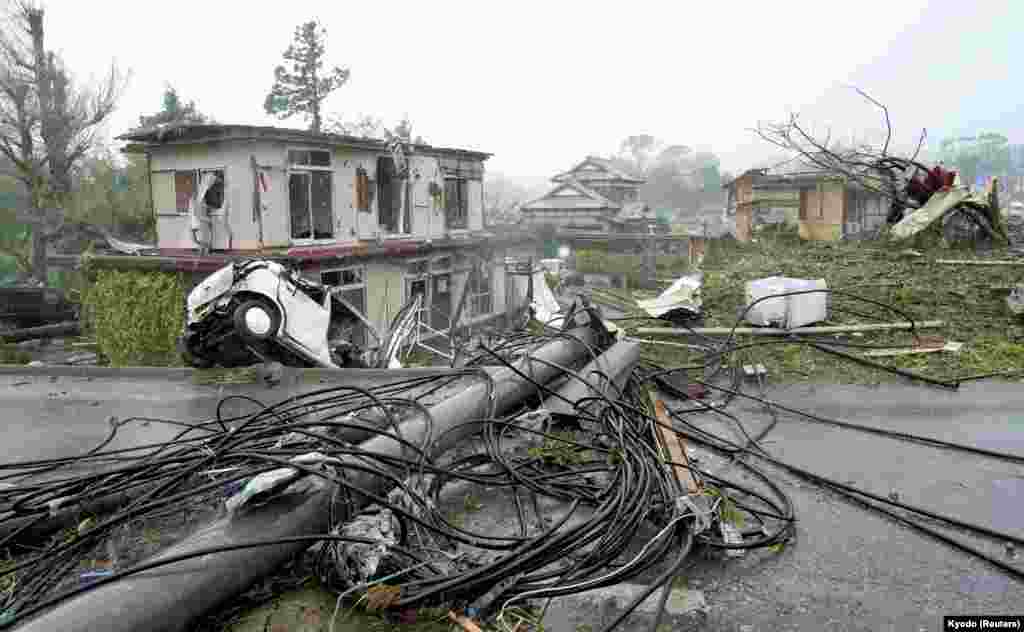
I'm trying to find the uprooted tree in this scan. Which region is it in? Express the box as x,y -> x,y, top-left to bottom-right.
264,19 -> 350,134
752,86 -> 1006,244
0,1 -> 124,284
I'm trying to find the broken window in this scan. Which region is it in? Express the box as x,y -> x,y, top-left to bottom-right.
321,266 -> 364,287
322,266 -> 367,347
445,178 -> 468,229
377,156 -> 405,234
289,171 -> 333,241
174,169 -> 224,214
202,170 -> 225,210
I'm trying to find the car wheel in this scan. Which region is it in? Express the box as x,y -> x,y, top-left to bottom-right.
233,299 -> 280,342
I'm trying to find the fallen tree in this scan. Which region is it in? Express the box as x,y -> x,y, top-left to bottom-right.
752,86 -> 1007,244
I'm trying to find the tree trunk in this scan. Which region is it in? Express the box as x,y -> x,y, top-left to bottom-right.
30,224 -> 48,285
311,104 -> 321,134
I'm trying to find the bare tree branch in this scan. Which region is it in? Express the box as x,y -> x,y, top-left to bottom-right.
910,128 -> 927,163
845,84 -> 891,156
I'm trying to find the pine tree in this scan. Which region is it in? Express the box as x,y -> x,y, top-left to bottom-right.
264,20 -> 350,133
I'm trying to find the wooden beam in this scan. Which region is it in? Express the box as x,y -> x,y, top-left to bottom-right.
654,399 -> 700,494
930,259 -> 1024,267
864,341 -> 963,358
635,320 -> 945,337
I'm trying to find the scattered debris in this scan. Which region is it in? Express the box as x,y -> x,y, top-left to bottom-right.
1008,284 -> 1024,318
744,277 -> 828,329
531,269 -> 565,328
0,322 -> 81,344
636,272 -> 703,324
742,364 -> 768,378
889,188 -> 976,241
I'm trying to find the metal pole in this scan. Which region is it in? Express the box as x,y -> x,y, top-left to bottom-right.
13,325 -> 603,632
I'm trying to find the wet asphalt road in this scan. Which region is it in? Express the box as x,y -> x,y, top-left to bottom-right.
674,381 -> 1024,632
1,372 -> 1023,631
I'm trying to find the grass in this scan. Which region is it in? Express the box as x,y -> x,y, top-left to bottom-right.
575,248 -> 690,289
527,431 -> 592,467
623,225 -> 1024,385
0,344 -> 30,365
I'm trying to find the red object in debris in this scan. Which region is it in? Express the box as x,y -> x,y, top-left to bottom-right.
944,171 -> 956,188
399,609 -> 418,624
924,166 -> 946,193
686,384 -> 706,399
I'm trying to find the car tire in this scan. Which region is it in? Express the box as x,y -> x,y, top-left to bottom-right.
233,299 -> 280,342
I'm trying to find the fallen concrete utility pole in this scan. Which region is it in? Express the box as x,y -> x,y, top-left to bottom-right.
544,340 -> 639,418
634,321 -> 945,337
13,324 -> 604,632
0,321 -> 80,344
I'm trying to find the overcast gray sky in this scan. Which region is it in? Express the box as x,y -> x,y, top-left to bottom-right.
41,0 -> 1020,181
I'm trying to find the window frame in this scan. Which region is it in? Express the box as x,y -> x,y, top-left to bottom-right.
321,265 -> 367,346
376,155 -> 409,236
466,260 -> 493,318
444,176 -> 469,230
320,265 -> 366,290
287,146 -> 335,243
287,148 -> 333,171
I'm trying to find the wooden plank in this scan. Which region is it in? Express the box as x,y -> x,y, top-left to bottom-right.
654,399 -> 700,494
864,341 -> 963,358
931,259 -> 1024,266
635,320 -> 945,337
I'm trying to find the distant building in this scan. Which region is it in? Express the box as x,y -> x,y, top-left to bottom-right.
519,156 -> 655,234
724,167 -> 888,241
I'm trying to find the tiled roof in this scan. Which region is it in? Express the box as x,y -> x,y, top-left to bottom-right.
521,178 -> 620,211
552,156 -> 646,184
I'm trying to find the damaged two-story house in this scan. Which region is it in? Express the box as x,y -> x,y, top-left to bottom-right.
81,124 -> 535,354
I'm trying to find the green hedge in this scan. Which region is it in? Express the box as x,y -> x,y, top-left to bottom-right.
575,248 -> 689,288
82,269 -> 186,367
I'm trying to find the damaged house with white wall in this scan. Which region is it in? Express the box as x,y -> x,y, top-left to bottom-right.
59,124 -> 535,361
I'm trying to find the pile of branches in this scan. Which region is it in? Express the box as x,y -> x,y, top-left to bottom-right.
754,87 -> 1006,243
